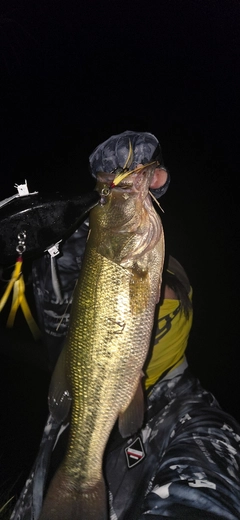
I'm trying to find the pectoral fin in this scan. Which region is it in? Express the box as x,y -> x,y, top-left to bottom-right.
118,376 -> 144,438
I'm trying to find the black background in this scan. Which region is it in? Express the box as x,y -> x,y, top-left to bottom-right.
0,0 -> 239,506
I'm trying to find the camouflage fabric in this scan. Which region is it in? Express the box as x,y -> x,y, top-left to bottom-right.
11,363 -> 240,520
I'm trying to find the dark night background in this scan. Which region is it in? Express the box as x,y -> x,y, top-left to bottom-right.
0,0 -> 239,512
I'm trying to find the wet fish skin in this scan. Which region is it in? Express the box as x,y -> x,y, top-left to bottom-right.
39,165 -> 165,520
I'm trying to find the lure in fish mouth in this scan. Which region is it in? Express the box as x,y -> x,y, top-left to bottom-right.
39,162 -> 165,520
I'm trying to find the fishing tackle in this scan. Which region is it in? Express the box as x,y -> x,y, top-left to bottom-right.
0,228 -> 41,339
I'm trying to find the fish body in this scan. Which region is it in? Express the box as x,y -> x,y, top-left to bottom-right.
39,166 -> 165,520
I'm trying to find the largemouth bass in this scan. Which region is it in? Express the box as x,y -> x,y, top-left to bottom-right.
39,163 -> 165,520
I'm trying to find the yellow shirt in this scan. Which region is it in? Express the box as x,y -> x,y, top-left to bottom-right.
145,288 -> 193,389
